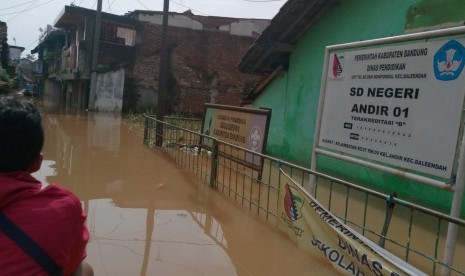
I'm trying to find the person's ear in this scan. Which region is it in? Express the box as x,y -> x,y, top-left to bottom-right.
28,153 -> 43,173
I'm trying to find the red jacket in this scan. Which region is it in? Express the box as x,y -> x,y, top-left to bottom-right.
0,172 -> 88,275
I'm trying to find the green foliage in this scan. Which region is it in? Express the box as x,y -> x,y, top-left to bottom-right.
0,64 -> 9,81
25,54 -> 37,61
124,110 -> 202,132
124,108 -> 155,127
164,115 -> 202,132
0,64 -> 12,94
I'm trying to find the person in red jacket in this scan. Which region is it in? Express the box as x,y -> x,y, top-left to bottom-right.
0,96 -> 92,276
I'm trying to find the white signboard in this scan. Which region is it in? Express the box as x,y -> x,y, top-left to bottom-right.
319,37 -> 465,179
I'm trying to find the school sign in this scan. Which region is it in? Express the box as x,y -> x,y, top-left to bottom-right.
201,104 -> 271,170
316,36 -> 465,180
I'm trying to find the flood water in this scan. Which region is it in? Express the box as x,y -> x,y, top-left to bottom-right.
33,109 -> 338,276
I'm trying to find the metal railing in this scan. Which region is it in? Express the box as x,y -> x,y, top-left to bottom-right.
143,115 -> 465,275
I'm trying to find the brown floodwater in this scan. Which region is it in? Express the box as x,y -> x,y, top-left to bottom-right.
33,110 -> 338,276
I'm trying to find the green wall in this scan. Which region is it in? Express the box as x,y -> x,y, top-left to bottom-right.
253,0 -> 465,214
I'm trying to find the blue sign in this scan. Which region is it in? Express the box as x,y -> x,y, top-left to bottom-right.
434,40 -> 465,81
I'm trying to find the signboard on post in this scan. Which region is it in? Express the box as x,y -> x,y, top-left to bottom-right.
200,104 -> 271,171
316,36 -> 465,180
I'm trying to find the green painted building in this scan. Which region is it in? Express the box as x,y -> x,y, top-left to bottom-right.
239,0 -> 465,215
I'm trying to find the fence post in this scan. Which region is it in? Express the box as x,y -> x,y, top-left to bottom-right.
143,116 -> 149,145
379,194 -> 396,248
210,139 -> 219,188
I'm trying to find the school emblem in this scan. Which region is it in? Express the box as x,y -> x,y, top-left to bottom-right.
283,183 -> 303,221
331,53 -> 344,80
249,125 -> 262,151
434,40 -> 465,81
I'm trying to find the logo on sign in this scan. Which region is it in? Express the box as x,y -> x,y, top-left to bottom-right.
249,125 -> 262,151
331,54 -> 344,79
283,183 -> 303,221
434,40 -> 465,81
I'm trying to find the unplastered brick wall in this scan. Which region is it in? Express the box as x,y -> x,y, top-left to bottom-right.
0,21 -> 7,55
133,21 -> 260,115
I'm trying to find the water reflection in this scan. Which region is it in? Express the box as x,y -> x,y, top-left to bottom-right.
34,109 -> 336,276
86,201 -> 236,275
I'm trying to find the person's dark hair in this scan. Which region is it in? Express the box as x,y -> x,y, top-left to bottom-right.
0,96 -> 44,172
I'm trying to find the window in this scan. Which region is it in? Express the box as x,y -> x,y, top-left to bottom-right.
101,21 -> 136,46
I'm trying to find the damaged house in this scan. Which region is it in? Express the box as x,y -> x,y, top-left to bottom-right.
127,10 -> 269,115
33,6 -> 269,114
33,6 -> 137,112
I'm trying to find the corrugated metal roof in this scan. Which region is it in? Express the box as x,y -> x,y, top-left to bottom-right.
54,5 -> 137,28
238,0 -> 339,75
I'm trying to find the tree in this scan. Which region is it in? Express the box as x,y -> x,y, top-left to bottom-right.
0,63 -> 12,94
24,54 -> 36,61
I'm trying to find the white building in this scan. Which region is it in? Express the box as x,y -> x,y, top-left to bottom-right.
9,45 -> 24,66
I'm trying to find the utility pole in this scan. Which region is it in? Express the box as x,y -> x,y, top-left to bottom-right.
156,0 -> 169,146
89,0 -> 102,111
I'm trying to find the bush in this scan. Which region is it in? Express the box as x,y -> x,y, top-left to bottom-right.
0,64 -> 12,94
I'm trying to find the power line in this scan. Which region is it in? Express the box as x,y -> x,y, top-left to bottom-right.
25,37 -> 41,52
135,0 -> 150,10
109,0 -> 118,12
0,0 -> 39,17
1,0 -> 61,51
0,0 -> 38,12
5,0 -> 41,22
1,0 -> 58,21
169,0 -> 209,16
106,0 -> 112,12
110,0 -> 117,5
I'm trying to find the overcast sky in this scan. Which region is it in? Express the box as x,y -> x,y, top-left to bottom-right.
0,0 -> 286,56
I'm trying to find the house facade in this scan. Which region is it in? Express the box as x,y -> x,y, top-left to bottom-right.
127,9 -> 269,115
132,20 -> 264,115
32,25 -> 66,102
239,0 -> 465,213
33,6 -> 138,112
34,6 -> 268,114
8,46 -> 24,64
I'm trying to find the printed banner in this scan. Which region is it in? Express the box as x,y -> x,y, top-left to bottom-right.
278,169 -> 426,275
319,37 -> 465,179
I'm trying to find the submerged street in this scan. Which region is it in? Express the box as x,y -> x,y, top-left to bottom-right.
32,107 -> 337,276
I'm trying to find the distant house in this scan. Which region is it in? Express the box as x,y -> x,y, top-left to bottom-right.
8,46 -> 25,87
33,6 -> 269,114
31,25 -> 66,98
32,6 -> 138,112
56,6 -> 137,112
8,46 -> 24,65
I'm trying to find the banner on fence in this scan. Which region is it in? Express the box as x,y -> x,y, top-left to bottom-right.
278,169 -> 426,276
200,104 -> 271,170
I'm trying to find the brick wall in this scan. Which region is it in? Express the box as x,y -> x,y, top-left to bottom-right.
0,21 -> 7,68
133,22 -> 261,115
